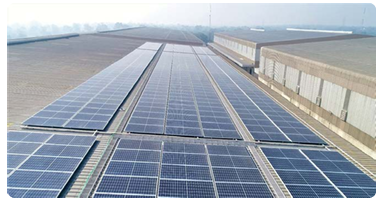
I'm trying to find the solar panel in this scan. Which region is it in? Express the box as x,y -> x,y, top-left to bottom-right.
138,42 -> 162,51
164,44 -> 194,54
198,54 -> 326,145
94,139 -> 274,198
261,147 -> 375,198
192,46 -> 216,55
207,145 -> 273,198
302,150 -> 376,198
126,48 -> 242,140
7,131 -> 96,198
23,43 -> 161,130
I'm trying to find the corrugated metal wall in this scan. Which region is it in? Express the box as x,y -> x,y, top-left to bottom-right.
285,66 -> 300,91
214,35 -> 255,61
299,72 -> 321,103
321,81 -> 347,117
265,58 -> 274,78
259,56 -> 265,74
347,91 -> 376,137
274,62 -> 286,84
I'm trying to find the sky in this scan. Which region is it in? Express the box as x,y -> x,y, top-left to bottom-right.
7,3 -> 376,27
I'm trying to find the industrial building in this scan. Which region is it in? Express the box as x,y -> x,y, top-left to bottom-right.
258,37 -> 376,159
7,27 -> 375,198
210,29 -> 371,74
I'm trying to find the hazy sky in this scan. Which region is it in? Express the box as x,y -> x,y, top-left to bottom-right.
8,3 -> 376,27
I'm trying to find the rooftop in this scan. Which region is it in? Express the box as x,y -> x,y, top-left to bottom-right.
98,27 -> 204,45
216,30 -> 370,45
262,37 -> 376,77
7,27 -> 375,198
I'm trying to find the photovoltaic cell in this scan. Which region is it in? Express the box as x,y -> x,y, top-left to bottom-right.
23,43 -> 161,130
7,131 -> 96,198
198,54 -> 326,144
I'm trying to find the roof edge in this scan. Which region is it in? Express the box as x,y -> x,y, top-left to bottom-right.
7,33 -> 80,46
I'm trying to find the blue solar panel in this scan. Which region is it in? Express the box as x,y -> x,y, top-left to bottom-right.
7,131 -> 31,141
198,54 -> 326,144
7,131 -> 96,198
187,181 -> 216,198
8,142 -> 42,154
158,179 -> 187,198
192,46 -> 216,55
93,193 -> 125,198
23,44 -> 160,130
126,177 -> 157,195
164,44 -> 194,54
7,154 -> 28,169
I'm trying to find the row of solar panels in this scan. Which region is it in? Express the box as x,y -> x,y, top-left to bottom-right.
125,51 -> 242,139
23,42 -> 325,145
93,139 -> 273,198
7,131 -> 96,198
261,147 -> 375,198
93,139 -> 375,198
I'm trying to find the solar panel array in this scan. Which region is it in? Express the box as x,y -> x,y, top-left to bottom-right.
198,54 -> 325,144
23,42 -> 161,130
125,52 -> 173,134
261,147 -> 375,198
302,150 -> 376,198
126,47 -> 241,139
7,131 -> 96,198
164,44 -> 194,54
93,139 -> 273,198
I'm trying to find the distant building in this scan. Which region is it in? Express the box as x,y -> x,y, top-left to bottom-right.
258,37 -> 376,158
210,29 -> 371,74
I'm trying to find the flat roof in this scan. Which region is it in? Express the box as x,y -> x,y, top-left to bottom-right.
7,34 -> 144,130
263,37 -> 376,77
216,30 -> 368,45
99,27 -> 204,45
